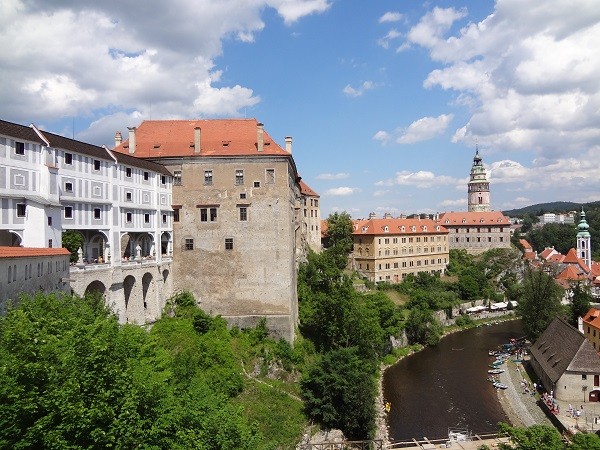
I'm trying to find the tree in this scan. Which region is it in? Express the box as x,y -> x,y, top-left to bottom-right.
301,348 -> 377,440
498,423 -> 564,450
405,308 -> 443,346
324,211 -> 353,269
61,230 -> 84,262
569,431 -> 600,449
569,281 -> 593,328
518,267 -> 565,340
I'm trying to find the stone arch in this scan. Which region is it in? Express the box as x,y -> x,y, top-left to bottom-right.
161,232 -> 172,256
120,233 -> 132,259
88,232 -> 107,262
123,275 -> 135,311
162,269 -> 169,283
0,230 -> 22,246
142,272 -> 157,320
85,280 -> 106,297
135,233 -> 154,257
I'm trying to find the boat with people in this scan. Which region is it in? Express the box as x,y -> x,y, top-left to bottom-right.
493,382 -> 508,390
488,369 -> 504,374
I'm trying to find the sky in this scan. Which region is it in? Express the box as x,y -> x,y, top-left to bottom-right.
1,0 -> 599,218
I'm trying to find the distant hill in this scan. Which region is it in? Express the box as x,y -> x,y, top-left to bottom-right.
503,200 -> 600,217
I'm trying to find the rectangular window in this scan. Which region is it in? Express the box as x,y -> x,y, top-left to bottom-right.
583,374 -> 588,380
65,152 -> 73,165
204,170 -> 213,185
126,212 -> 132,223
16,203 -> 26,217
47,216 -> 53,226
143,171 -> 149,181
200,208 -> 208,222
185,238 -> 194,251
239,207 -> 248,221
173,209 -> 180,222
253,181 -> 260,188
225,238 -> 234,250
126,192 -> 132,201
65,182 -> 73,192
94,160 -> 101,171
162,214 -> 167,224
144,213 -> 150,223
15,141 -> 25,155
64,206 -> 73,218
126,167 -> 132,178
235,170 -> 244,185
94,208 -> 101,219
266,169 -> 275,184
174,170 -> 182,185
48,239 -> 53,248
161,175 -> 166,185
240,193 -> 247,199
210,207 -> 218,221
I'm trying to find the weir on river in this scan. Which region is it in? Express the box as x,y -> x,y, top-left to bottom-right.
383,320 -> 523,443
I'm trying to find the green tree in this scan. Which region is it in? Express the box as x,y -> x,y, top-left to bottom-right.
519,267 -> 565,340
301,348 -> 377,440
498,423 -> 564,450
405,308 -> 443,346
569,431 -> 600,449
324,211 -> 353,269
569,281 -> 593,328
61,230 -> 84,262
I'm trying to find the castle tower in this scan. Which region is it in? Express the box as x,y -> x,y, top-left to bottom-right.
467,148 -> 490,212
577,208 -> 592,268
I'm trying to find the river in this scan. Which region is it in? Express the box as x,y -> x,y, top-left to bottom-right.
383,320 -> 523,442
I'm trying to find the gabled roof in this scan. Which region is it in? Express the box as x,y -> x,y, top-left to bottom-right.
582,307 -> 600,330
113,119 -> 291,158
519,239 -> 533,251
437,211 -> 510,226
563,248 -> 590,273
530,317 -> 600,383
556,265 -> 587,282
540,247 -> 559,260
0,247 -> 70,258
353,218 -> 448,236
0,119 -> 45,144
299,180 -> 319,197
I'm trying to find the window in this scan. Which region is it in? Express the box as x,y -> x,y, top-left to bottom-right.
582,374 -> 588,380
225,238 -> 234,250
161,175 -> 166,185
48,239 -> 53,248
94,160 -> 101,171
64,206 -> 73,218
173,209 -> 180,222
15,141 -> 25,155
126,192 -> 132,201
239,207 -> 248,221
94,208 -> 101,219
126,212 -> 132,223
7,266 -> 11,283
144,213 -> 150,223
16,203 -> 26,217
204,170 -> 213,185
210,207 -> 218,221
143,171 -> 149,181
200,208 -> 208,222
235,170 -> 244,185
253,181 -> 260,188
65,152 -> 73,165
266,169 -> 275,184
47,216 -> 52,226
174,170 -> 182,185
240,193 -> 247,199
162,214 -> 167,224
126,167 -> 132,178
65,182 -> 73,192
185,238 -> 194,250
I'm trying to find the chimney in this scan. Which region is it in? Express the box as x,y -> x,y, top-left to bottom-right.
285,136 -> 292,153
257,122 -> 264,152
194,127 -> 201,154
368,212 -> 377,219
127,127 -> 136,154
114,131 -> 122,148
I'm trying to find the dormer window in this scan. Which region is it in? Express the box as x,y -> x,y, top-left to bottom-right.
384,226 -> 389,232
462,218 -> 466,223
401,226 -> 405,232
480,218 -> 484,223
411,226 -> 416,232
423,226 -> 428,231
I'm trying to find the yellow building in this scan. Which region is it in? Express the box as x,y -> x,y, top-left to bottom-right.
352,216 -> 449,283
582,307 -> 600,351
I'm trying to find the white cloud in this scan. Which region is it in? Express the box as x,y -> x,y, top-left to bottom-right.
343,81 -> 378,97
379,12 -> 403,23
316,172 -> 350,180
375,114 -> 453,145
438,199 -> 467,207
377,29 -> 402,49
408,1 -> 600,157
0,0 -> 329,143
373,130 -> 390,144
376,170 -> 460,188
324,187 -> 362,196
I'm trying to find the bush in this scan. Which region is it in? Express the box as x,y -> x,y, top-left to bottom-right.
455,314 -> 474,327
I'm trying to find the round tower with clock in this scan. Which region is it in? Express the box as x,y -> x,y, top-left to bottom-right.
467,148 -> 491,212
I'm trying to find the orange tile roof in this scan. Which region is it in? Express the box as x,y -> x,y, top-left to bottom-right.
353,218 -> 448,235
556,265 -> 586,281
583,308 -> 600,329
321,220 -> 328,238
112,119 -> 291,158
523,252 -> 537,260
438,211 -> 510,226
540,247 -> 558,260
548,254 -> 565,263
563,248 -> 590,273
519,239 -> 533,251
299,180 -> 319,197
0,247 -> 70,258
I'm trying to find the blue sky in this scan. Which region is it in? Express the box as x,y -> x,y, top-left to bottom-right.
1,0 -> 599,218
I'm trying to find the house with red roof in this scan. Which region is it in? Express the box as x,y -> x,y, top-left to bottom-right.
112,119 -> 316,341
437,211 -> 511,255
352,214 -> 449,283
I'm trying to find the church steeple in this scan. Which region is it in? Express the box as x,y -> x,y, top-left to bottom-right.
467,146 -> 490,212
577,208 -> 592,268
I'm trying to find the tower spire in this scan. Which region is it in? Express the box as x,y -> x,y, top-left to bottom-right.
467,148 -> 490,212
577,208 -> 592,269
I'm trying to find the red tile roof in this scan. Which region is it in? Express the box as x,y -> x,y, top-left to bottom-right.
0,247 -> 70,258
540,247 -> 558,260
438,211 -> 510,226
519,239 -> 533,251
583,308 -> 600,329
556,265 -> 586,282
299,180 -> 319,197
353,218 -> 448,236
563,248 -> 590,273
112,119 -> 291,158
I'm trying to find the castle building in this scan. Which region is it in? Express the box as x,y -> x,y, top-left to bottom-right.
113,119 -> 317,341
577,209 -> 592,269
468,149 -> 490,212
299,180 -> 321,253
352,216 -> 449,283
437,211 -> 511,255
0,119 -> 174,322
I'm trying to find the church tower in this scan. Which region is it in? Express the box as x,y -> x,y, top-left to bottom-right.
467,148 -> 490,212
577,208 -> 592,268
